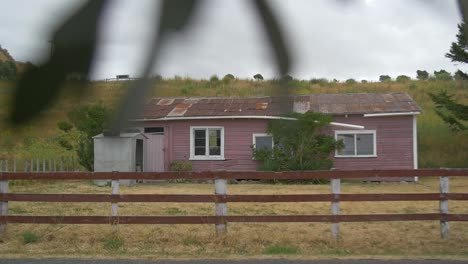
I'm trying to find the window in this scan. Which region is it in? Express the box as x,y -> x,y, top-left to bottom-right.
335,130 -> 376,157
144,127 -> 164,134
190,127 -> 224,160
252,133 -> 273,152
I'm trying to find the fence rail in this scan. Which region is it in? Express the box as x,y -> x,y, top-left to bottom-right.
1,169 -> 468,239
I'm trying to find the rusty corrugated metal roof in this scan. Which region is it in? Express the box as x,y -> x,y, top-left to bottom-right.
139,93 -> 421,119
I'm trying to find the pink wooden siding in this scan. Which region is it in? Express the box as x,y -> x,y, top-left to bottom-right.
331,115 -> 414,170
141,119 -> 268,171
139,115 -> 415,172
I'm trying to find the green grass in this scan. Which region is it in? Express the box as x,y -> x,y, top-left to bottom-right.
21,231 -> 40,244
263,244 -> 301,255
0,78 -> 467,168
103,236 -> 124,251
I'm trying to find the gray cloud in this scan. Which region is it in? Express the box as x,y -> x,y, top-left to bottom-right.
0,0 -> 464,81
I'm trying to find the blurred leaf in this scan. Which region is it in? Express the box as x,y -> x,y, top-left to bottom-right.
111,0 -> 201,132
10,0 -> 108,125
458,0 -> 468,26
253,0 -> 290,76
158,0 -> 200,34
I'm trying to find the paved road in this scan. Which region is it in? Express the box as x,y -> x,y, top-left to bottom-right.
0,260 -> 466,264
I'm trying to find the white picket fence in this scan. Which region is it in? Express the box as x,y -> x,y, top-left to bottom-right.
0,157 -> 80,172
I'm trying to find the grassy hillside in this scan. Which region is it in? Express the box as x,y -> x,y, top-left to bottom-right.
0,78 -> 467,168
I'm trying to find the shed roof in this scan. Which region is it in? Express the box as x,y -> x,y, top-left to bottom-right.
93,132 -> 147,139
139,93 -> 421,120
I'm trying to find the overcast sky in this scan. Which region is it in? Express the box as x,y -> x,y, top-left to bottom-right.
0,0 -> 464,81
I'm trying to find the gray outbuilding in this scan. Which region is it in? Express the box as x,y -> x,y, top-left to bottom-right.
93,132 -> 147,186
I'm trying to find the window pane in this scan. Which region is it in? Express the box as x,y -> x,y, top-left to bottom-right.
255,136 -> 273,151
337,134 -> 355,155
356,134 -> 374,155
208,129 -> 221,156
194,129 -> 206,156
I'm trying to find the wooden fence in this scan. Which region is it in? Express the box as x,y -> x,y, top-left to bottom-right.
0,157 -> 79,172
1,169 -> 468,239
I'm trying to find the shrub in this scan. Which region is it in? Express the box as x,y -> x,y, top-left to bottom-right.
209,75 -> 219,82
170,160 -> 192,172
58,102 -> 112,171
253,112 -> 342,184
222,74 -> 235,82
22,231 -> 40,244
396,75 -> 411,83
0,60 -> 16,80
104,236 -> 124,251
309,78 -> 328,85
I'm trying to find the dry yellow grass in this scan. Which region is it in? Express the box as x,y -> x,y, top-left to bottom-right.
1,177 -> 468,259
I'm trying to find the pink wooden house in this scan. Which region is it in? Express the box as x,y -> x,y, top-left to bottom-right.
131,93 -> 421,174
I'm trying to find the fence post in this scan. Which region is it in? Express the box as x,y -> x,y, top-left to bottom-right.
0,178 -> 9,232
13,159 -> 17,173
5,160 -> 8,172
331,178 -> 341,240
30,159 -> 34,172
214,179 -> 228,234
440,176 -> 449,239
42,159 -> 46,173
111,179 -> 120,232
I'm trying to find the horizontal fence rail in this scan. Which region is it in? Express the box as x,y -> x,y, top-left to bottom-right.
0,169 -> 468,239
2,214 -> 468,225
1,169 -> 468,180
2,193 -> 468,203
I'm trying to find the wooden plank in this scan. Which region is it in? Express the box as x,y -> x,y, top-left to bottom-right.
2,214 -> 468,225
111,180 -> 119,231
331,178 -> 340,239
214,179 -> 228,233
111,181 -> 119,217
1,169 -> 468,181
2,193 -> 468,203
0,180 -> 8,231
1,216 -> 222,225
440,176 -> 449,239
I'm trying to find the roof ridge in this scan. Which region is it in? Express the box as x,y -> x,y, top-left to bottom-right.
148,92 -> 409,100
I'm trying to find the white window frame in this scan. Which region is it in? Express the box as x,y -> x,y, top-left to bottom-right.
335,130 -> 377,158
252,133 -> 274,159
190,126 -> 225,160
252,133 -> 274,150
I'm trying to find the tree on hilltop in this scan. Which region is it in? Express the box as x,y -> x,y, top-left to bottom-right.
253,73 -> 264,80
379,75 -> 391,82
433,70 -> 453,81
416,70 -> 429,80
